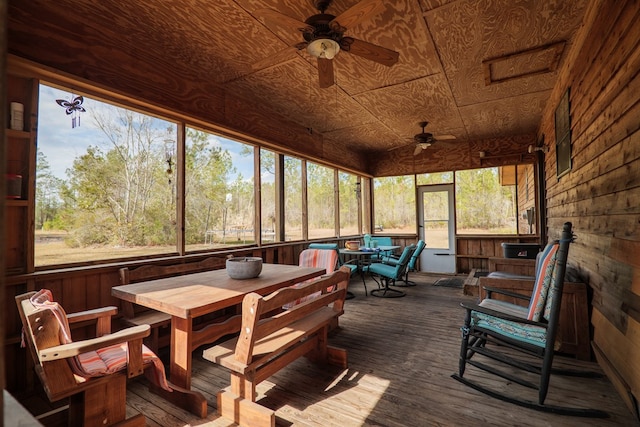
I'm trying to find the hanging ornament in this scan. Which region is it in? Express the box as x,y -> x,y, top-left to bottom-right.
56,95 -> 86,128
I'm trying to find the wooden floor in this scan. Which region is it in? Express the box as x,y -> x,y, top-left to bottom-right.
37,274 -> 640,426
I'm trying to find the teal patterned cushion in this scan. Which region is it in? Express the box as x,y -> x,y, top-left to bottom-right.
472,311 -> 547,348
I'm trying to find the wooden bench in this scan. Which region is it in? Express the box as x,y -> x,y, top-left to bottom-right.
118,256 -> 226,352
202,266 -> 350,427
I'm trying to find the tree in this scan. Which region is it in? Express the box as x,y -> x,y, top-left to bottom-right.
62,108 -> 175,246
455,168 -> 516,231
35,150 -> 64,230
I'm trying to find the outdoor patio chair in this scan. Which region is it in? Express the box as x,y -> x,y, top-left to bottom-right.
369,236 -> 394,261
364,244 -> 415,298
309,242 -> 365,295
383,239 -> 426,287
284,248 -> 340,308
452,222 -> 608,417
15,289 -> 180,426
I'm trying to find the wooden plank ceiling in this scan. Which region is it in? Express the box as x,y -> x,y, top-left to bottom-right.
7,0 -> 587,176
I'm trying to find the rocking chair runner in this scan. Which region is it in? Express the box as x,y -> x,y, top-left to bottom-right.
15,289 -> 181,427
452,222 -> 608,417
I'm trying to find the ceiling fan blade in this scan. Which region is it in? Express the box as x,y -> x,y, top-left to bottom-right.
413,145 -> 423,156
332,0 -> 386,30
317,57 -> 335,88
255,8 -> 310,32
251,46 -> 299,72
345,38 -> 399,66
434,134 -> 456,141
387,141 -> 413,152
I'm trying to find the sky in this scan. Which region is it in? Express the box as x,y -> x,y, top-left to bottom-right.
37,84 -> 255,182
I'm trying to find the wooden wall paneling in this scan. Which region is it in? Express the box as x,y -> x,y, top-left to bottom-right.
539,1 -> 640,415
592,309 -> 640,417
570,2 -> 640,134
1,0 -> 5,412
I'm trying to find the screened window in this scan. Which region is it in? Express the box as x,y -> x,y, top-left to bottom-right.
260,149 -> 277,243
455,167 -> 517,234
307,162 -> 335,239
35,83 -> 177,266
284,156 -> 303,241
185,128 -> 254,250
373,175 -> 416,234
339,172 -> 359,236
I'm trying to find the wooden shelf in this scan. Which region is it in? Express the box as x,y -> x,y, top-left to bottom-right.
5,199 -> 28,207
6,128 -> 31,139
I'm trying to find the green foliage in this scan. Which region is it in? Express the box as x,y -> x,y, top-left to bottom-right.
307,162 -> 335,231
50,108 -> 177,247
35,150 -> 64,230
455,168 -> 516,231
373,175 -> 416,230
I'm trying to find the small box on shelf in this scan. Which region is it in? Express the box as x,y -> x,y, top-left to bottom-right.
501,242 -> 540,259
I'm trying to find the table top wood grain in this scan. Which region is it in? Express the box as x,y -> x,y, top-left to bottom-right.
112,263 -> 324,319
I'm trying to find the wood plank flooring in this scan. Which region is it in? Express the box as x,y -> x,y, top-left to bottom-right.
37,274 -> 640,426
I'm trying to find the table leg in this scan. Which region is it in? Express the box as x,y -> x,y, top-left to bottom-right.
149,316 -> 208,417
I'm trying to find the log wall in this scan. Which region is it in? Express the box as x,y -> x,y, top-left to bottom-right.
538,0 -> 640,414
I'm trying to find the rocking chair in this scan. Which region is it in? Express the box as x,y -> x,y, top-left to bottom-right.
452,222 -> 608,417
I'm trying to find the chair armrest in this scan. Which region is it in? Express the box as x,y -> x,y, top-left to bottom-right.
39,325 -> 150,361
381,254 -> 400,264
483,286 -> 531,302
459,302 -> 546,328
67,306 -> 118,336
67,306 -> 118,323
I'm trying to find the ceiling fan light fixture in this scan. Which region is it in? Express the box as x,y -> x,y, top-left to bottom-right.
307,38 -> 340,59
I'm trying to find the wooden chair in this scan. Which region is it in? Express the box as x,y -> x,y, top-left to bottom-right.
15,289 -> 174,426
118,256 -> 226,352
452,223 -> 608,417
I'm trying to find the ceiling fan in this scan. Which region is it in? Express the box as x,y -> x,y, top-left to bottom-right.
254,0 -> 399,88
389,121 -> 457,156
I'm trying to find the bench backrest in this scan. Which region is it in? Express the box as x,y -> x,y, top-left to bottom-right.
234,266 -> 350,366
118,256 -> 226,317
119,256 -> 226,285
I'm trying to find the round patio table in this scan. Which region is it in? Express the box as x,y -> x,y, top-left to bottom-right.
339,246 -> 401,296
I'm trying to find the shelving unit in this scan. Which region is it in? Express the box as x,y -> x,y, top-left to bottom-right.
5,75 -> 37,274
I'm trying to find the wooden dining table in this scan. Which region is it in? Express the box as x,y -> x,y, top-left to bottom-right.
111,263 -> 325,417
